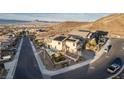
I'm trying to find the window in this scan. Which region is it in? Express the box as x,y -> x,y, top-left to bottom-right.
73,43 -> 75,46
58,42 -> 60,44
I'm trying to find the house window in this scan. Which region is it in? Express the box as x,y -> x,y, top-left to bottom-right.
58,42 -> 60,44
73,43 -> 75,46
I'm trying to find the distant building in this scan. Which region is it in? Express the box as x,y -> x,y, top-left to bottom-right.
36,29 -> 45,32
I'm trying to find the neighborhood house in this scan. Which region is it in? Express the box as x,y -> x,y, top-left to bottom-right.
65,37 -> 80,53
46,35 -> 84,54
47,35 -> 67,51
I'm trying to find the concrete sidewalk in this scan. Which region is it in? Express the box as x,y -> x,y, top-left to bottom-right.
91,39 -> 111,63
5,38 -> 23,79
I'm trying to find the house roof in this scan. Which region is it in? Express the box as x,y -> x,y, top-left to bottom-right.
54,35 -> 67,41
69,30 -> 91,38
66,38 -> 77,42
96,30 -> 108,36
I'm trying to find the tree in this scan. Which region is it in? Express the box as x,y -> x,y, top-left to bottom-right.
89,38 -> 97,46
85,38 -> 97,51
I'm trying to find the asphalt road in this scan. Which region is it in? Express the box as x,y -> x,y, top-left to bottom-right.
52,38 -> 124,79
13,36 -> 42,79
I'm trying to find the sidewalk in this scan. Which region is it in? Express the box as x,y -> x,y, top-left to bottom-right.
31,39 -> 110,78
5,38 -> 23,79
91,39 -> 111,63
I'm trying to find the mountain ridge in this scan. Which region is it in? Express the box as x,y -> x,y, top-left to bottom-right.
77,14 -> 124,36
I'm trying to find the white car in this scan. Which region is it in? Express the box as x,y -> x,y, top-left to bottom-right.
107,63 -> 120,74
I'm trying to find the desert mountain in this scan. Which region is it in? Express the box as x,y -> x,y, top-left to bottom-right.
79,14 -> 124,36
50,21 -> 89,31
35,21 -> 89,39
49,14 -> 124,36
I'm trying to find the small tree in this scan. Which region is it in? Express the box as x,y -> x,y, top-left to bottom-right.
89,38 -> 97,46
85,38 -> 98,51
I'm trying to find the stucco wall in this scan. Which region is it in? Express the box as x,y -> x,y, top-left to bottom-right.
49,40 -> 63,51
65,41 -> 78,53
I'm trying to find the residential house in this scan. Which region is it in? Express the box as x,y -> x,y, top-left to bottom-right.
90,30 -> 108,44
86,30 -> 108,52
47,35 -> 67,51
46,35 -> 85,54
65,37 -> 80,53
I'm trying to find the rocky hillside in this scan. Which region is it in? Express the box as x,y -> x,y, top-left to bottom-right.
35,21 -> 89,39
50,21 -> 89,32
79,14 -> 124,36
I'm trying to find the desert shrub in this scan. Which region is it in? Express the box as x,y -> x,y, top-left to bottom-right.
52,53 -> 66,62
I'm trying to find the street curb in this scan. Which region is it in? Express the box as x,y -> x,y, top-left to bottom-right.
30,40 -> 49,78
6,38 -> 23,79
91,39 -> 111,62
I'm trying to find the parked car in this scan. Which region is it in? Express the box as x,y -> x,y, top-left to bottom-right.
107,63 -> 120,74
1,55 -> 12,62
107,58 -> 122,74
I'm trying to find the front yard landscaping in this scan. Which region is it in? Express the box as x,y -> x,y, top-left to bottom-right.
51,53 -> 66,63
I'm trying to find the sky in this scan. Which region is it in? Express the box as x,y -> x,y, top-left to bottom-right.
0,13 -> 111,22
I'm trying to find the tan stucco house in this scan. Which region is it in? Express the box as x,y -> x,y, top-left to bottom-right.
46,35 -> 83,54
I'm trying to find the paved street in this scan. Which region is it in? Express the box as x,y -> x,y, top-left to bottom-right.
13,36 -> 42,79
52,38 -> 124,79
12,36 -> 124,79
